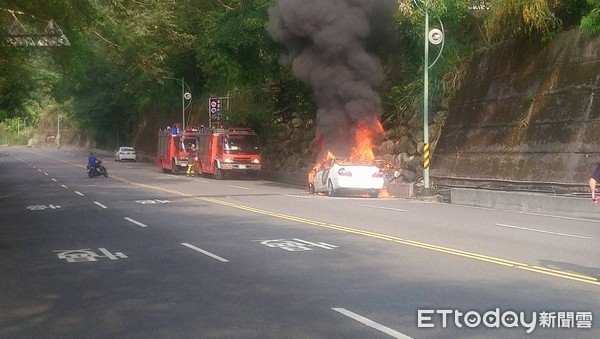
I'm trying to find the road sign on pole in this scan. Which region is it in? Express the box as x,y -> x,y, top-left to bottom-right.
208,96 -> 232,128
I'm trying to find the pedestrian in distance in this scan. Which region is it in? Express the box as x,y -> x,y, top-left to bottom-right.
588,162 -> 600,203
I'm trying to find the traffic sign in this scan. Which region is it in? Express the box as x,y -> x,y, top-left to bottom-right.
429,28 -> 443,45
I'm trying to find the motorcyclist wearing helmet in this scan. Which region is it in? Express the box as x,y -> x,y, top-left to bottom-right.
88,152 -> 97,169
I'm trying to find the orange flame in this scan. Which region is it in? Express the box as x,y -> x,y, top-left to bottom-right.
308,119 -> 385,187
378,187 -> 393,198
349,120 -> 384,164
308,150 -> 335,185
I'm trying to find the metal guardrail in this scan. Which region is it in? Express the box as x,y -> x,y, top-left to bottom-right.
431,175 -> 589,196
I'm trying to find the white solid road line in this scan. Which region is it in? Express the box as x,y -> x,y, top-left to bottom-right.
495,223 -> 592,240
75,191 -> 84,196
94,201 -> 108,209
282,193 -> 312,199
456,202 -> 600,223
181,243 -> 229,262
124,217 -> 147,228
332,308 -> 412,339
229,185 -> 250,190
359,204 -> 408,212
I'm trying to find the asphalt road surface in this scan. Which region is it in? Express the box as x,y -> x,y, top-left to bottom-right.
1,147 -> 599,339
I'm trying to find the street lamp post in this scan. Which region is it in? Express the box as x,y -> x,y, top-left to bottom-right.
14,110 -> 19,136
163,77 -> 192,131
57,114 -> 62,149
414,0 -> 444,196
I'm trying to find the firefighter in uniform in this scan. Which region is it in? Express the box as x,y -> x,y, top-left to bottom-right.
186,144 -> 196,176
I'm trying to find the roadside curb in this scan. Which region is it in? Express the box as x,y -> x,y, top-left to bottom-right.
451,188 -> 600,220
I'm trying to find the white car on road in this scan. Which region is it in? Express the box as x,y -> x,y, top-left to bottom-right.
310,159 -> 384,197
115,147 -> 137,162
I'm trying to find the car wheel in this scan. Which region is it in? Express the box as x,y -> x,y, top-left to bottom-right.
327,180 -> 337,197
369,190 -> 380,198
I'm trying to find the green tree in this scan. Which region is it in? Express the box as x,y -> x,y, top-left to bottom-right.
2,0 -> 596,150
581,0 -> 600,33
479,0 -> 588,42
385,0 -> 476,127
189,0 -> 313,130
55,0 -> 196,145
0,0 -> 96,121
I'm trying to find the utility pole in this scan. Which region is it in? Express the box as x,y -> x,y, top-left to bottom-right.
57,115 -> 62,149
414,0 -> 444,196
163,77 -> 192,131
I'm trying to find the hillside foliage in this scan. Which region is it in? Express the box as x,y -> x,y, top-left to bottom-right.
1,0 -> 599,148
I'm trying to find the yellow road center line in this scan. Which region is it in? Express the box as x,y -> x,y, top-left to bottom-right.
35,151 -> 600,287
119,176 -> 600,286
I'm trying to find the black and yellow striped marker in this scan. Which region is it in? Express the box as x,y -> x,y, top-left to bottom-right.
423,143 -> 430,169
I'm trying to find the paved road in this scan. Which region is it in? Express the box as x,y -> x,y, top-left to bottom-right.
1,147 -> 599,338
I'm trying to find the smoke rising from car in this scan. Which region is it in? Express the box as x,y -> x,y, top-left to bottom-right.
268,0 -> 385,159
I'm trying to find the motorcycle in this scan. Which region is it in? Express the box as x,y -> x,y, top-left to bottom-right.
87,160 -> 108,178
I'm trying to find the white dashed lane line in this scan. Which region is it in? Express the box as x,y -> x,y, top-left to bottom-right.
61,184 -> 68,189
124,217 -> 147,228
332,308 -> 412,339
75,191 -> 84,196
94,201 -> 108,209
51,178 -> 57,182
181,243 -> 229,262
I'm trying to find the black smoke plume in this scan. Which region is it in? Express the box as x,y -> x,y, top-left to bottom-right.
268,0 -> 386,159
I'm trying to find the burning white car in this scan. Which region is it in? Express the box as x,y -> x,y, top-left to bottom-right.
309,158 -> 384,198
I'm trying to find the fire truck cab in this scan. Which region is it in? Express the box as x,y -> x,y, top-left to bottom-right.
194,127 -> 261,179
156,123 -> 199,175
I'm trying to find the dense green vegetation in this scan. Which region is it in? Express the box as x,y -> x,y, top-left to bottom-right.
1,0 -> 599,147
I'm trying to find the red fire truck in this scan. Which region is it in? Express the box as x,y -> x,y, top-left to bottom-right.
156,123 -> 199,175
193,127 -> 261,179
